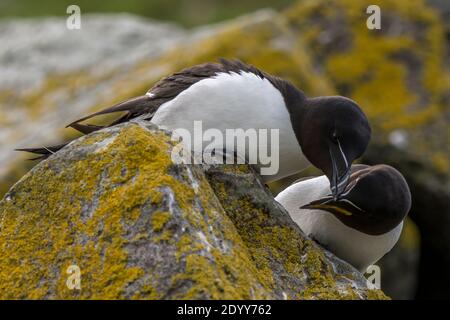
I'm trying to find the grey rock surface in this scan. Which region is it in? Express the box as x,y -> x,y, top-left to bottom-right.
0,121 -> 387,299
0,14 -> 185,90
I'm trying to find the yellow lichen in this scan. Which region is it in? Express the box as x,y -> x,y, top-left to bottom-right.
0,124 -> 195,299
151,211 -> 172,232
206,170 -> 387,299
4,0 -> 445,200
284,0 -> 449,175
0,123 -> 387,299
1,0 -> 419,299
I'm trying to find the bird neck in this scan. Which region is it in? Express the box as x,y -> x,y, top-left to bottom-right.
286,93 -> 309,147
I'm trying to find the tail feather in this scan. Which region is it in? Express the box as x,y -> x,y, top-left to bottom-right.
66,95 -> 152,128
70,123 -> 104,134
16,143 -> 69,160
18,94 -> 155,160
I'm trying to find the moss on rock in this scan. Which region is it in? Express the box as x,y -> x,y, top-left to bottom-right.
0,121 -> 387,299
2,0 -> 445,299
284,0 -> 449,175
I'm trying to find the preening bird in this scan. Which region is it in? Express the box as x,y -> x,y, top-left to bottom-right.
18,59 -> 371,196
275,164 -> 411,272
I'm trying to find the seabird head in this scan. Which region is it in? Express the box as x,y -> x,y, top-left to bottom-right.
300,164 -> 411,235
295,96 -> 371,198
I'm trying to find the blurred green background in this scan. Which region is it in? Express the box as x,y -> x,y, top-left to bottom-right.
0,0 -> 294,27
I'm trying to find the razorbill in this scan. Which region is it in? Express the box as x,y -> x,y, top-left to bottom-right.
275,164 -> 411,272
18,59 -> 371,195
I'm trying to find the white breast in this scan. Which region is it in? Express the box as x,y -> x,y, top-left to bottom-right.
151,71 -> 308,182
275,175 -> 403,272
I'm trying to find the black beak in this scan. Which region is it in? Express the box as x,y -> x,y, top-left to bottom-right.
329,139 -> 351,199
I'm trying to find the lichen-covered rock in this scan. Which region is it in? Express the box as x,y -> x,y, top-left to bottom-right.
1,0 -> 448,299
0,15 -> 187,196
0,9 -> 331,197
0,121 -> 386,299
284,0 -> 449,175
284,0 -> 449,299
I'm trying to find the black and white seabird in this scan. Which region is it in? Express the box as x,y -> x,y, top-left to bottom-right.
275,164 -> 411,272
18,59 -> 371,195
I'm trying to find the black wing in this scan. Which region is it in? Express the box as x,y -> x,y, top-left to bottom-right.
17,59 -> 268,159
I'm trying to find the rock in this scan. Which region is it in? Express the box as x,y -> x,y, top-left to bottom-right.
283,0 -> 449,299
1,9 -> 331,197
0,14 -> 187,193
0,14 -> 185,91
1,0 -> 448,299
284,0 -> 449,175
0,121 -> 387,299
427,0 -> 450,33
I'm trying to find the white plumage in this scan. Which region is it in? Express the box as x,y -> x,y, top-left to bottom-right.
275,175 -> 403,272
151,71 -> 308,182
